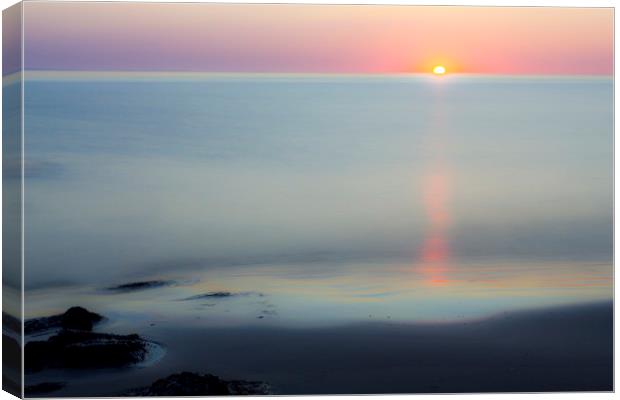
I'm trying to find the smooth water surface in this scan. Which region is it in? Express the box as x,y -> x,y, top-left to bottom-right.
21,74 -> 613,394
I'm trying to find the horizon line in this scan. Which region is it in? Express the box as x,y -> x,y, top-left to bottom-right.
2,70 -> 613,83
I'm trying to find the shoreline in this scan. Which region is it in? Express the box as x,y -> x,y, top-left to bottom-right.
22,300 -> 613,396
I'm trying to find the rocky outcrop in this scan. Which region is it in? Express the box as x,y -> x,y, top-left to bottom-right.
126,372 -> 271,396
25,307 -> 103,334
25,330 -> 151,372
180,291 -> 263,301
24,307 -> 159,373
106,280 -> 174,292
181,291 -> 234,300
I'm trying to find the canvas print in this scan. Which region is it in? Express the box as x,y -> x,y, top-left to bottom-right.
2,2 -> 614,397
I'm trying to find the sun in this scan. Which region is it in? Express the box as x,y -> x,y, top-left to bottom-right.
433,65 -> 446,75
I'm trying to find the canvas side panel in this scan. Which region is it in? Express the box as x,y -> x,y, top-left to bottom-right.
3,2 -> 23,398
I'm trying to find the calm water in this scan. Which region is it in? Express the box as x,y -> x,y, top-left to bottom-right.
20,74 -> 613,393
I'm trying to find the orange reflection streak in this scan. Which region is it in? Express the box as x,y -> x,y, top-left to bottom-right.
417,88 -> 452,286
422,171 -> 451,230
418,171 -> 451,286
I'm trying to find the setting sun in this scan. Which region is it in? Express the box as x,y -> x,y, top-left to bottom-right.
433,65 -> 446,75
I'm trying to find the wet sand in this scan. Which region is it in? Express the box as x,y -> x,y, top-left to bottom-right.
29,300 -> 612,396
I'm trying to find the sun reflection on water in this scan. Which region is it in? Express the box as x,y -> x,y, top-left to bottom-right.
417,85 -> 453,287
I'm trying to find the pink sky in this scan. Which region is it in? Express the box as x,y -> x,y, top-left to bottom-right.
23,3 -> 613,75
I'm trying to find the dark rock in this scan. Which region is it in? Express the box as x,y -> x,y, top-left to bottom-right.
181,291 -> 233,301
226,378 -> 271,395
25,330 -> 150,372
180,291 -> 265,301
61,307 -> 104,331
106,280 -> 173,292
25,316 -> 60,335
25,382 -> 66,395
126,372 -> 270,396
25,307 -> 103,335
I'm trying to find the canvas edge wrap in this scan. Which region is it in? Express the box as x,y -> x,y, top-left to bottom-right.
3,1 -> 24,398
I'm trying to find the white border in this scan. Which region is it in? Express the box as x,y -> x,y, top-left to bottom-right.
0,1 -> 616,400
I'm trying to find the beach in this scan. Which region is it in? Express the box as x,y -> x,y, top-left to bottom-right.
18,74 -> 613,395
23,298 -> 612,395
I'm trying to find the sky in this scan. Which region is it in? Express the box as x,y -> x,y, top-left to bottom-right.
21,3 -> 614,75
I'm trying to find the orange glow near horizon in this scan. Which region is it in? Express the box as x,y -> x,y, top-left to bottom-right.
22,4 -> 613,75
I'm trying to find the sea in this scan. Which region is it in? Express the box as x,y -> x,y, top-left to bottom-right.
17,73 -> 613,394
